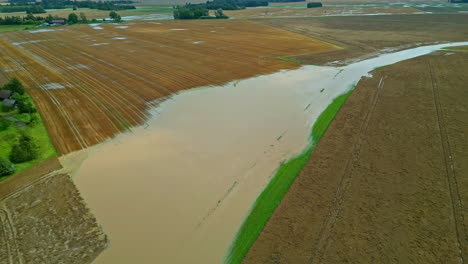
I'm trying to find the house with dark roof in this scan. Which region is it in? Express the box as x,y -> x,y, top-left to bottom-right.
0,90 -> 12,100
51,19 -> 67,26
2,99 -> 17,108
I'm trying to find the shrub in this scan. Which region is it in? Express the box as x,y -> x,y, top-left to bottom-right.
0,158 -> 16,176
0,118 -> 10,131
9,132 -> 39,163
1,104 -> 14,112
68,13 -> 79,24
18,100 -> 37,114
307,2 -> 322,8
2,77 -> 25,95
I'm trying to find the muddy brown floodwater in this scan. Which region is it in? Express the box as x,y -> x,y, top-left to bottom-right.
66,42 -> 468,264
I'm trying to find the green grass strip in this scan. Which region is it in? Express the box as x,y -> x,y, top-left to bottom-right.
279,57 -> 304,64
225,88 -> 353,264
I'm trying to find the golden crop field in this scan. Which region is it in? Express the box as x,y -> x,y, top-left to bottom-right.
0,20 -> 340,154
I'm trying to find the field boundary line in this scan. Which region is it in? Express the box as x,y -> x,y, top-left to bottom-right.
308,76 -> 385,264
0,207 -> 23,264
428,59 -> 467,263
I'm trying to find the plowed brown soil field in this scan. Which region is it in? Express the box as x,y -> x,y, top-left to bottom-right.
0,158 -> 108,264
0,20 -> 340,154
243,49 -> 468,263
255,14 -> 468,65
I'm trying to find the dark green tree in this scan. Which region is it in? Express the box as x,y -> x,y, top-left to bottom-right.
0,119 -> 10,131
17,100 -> 37,114
9,132 -> 39,163
2,77 -> 25,95
0,158 -> 16,177
68,13 -> 79,24
109,11 -> 122,21
109,11 -> 118,19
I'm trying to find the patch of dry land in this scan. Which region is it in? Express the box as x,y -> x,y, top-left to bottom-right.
0,20 -> 340,154
0,158 -> 108,264
225,5 -> 422,19
243,47 -> 468,263
254,14 -> 468,65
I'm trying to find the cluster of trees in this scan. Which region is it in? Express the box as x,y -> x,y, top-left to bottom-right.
41,0 -> 135,10
68,11 -> 120,24
109,11 -> 122,21
0,132 -> 39,176
268,0 -> 303,2
0,0 -> 135,14
307,2 -> 322,8
0,78 -> 40,177
173,5 -> 209,19
0,5 -> 46,14
181,0 -> 267,12
207,0 -> 267,9
1,78 -> 36,114
0,13 -> 51,26
67,12 -> 88,24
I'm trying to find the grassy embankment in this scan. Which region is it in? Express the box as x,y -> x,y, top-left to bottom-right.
441,46 -> 468,52
0,24 -> 38,33
0,91 -> 56,181
225,88 -> 353,264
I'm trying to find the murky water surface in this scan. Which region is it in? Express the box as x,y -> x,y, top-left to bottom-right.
67,42 -> 468,264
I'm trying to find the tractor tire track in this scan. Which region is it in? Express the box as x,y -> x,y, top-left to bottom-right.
428,59 -> 467,263
308,76 -> 385,264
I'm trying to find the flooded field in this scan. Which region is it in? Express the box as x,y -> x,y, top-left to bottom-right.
68,42 -> 468,264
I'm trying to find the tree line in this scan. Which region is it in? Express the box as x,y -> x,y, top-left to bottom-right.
0,14 -> 48,25
183,0 -> 267,11
173,0 -> 269,19
0,0 -> 135,14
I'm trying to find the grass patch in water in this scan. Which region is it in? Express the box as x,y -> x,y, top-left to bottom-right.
279,57 -> 304,64
224,88 -> 354,264
441,46 -> 468,52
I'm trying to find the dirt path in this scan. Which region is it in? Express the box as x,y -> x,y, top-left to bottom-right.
243,50 -> 467,263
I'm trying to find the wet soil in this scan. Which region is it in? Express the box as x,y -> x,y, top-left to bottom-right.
253,14 -> 468,65
243,50 -> 468,263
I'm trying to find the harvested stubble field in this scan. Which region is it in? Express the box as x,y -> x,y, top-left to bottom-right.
254,14 -> 468,65
0,20 -> 340,154
224,5 -> 421,19
0,158 -> 108,264
243,49 -> 468,263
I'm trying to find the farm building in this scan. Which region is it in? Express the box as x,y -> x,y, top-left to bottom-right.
0,90 -> 12,100
2,99 -> 17,108
51,19 -> 67,25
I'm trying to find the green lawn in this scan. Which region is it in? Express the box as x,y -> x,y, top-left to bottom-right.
0,25 -> 38,33
0,99 -> 57,181
225,88 -> 353,264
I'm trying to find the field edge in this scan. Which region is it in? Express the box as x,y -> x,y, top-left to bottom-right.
224,87 -> 354,264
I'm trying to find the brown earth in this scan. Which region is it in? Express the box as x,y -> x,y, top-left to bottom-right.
253,14 -> 468,65
225,6 -> 421,19
243,50 -> 468,263
0,20 -> 340,154
0,159 -> 108,264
